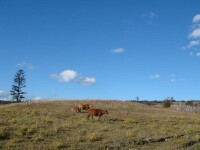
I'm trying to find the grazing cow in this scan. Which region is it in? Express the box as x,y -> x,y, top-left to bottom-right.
78,104 -> 93,112
87,109 -> 109,119
71,105 -> 81,113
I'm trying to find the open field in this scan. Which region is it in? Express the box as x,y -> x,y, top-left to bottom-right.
1,100 -> 200,150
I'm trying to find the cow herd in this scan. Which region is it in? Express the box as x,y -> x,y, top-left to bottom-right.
71,104 -> 109,119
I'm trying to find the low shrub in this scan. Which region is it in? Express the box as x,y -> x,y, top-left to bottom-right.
163,100 -> 172,108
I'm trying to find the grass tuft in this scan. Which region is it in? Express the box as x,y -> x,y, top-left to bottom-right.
0,127 -> 10,140
52,140 -> 68,149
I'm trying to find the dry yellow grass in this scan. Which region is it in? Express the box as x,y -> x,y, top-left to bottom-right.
0,100 -> 200,149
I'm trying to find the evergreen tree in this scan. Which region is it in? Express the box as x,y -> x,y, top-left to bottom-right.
10,69 -> 26,102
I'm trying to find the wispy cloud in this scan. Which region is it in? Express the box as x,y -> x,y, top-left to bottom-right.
142,11 -> 157,24
190,52 -> 194,56
111,48 -> 125,53
187,40 -> 200,48
149,74 -> 160,80
169,74 -> 184,83
170,74 -> 176,78
170,75 -> 176,82
149,74 -> 184,82
16,61 -> 39,70
77,77 -> 96,86
16,61 -> 26,67
51,69 -> 96,86
196,52 -> 200,56
170,78 -> 176,82
25,94 -> 47,101
149,12 -> 156,18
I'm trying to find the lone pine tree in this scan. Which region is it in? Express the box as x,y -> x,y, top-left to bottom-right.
10,69 -> 26,102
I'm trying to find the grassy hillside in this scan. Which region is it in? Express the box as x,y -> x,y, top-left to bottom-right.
0,100 -> 200,149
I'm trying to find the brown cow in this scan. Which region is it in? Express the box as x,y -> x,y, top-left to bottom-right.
87,109 -> 109,119
71,105 -> 81,113
78,104 -> 93,112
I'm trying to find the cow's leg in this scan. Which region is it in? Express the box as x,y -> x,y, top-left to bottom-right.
99,114 -> 102,119
87,114 -> 90,119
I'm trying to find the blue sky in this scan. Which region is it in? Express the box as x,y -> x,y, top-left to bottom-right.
1,0 -> 200,101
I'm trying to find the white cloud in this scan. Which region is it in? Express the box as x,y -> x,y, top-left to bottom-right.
184,14 -> 200,53
111,48 -> 125,53
149,74 -> 160,80
0,91 -> 11,100
33,97 -> 43,101
187,40 -> 200,48
189,28 -> 200,38
77,77 -> 96,86
193,14 -> 200,23
51,70 -> 78,83
51,69 -> 96,86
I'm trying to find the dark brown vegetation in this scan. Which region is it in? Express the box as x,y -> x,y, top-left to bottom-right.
162,99 -> 172,108
1,100 -> 200,149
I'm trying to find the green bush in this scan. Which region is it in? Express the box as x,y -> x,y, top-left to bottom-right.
163,100 -> 172,108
